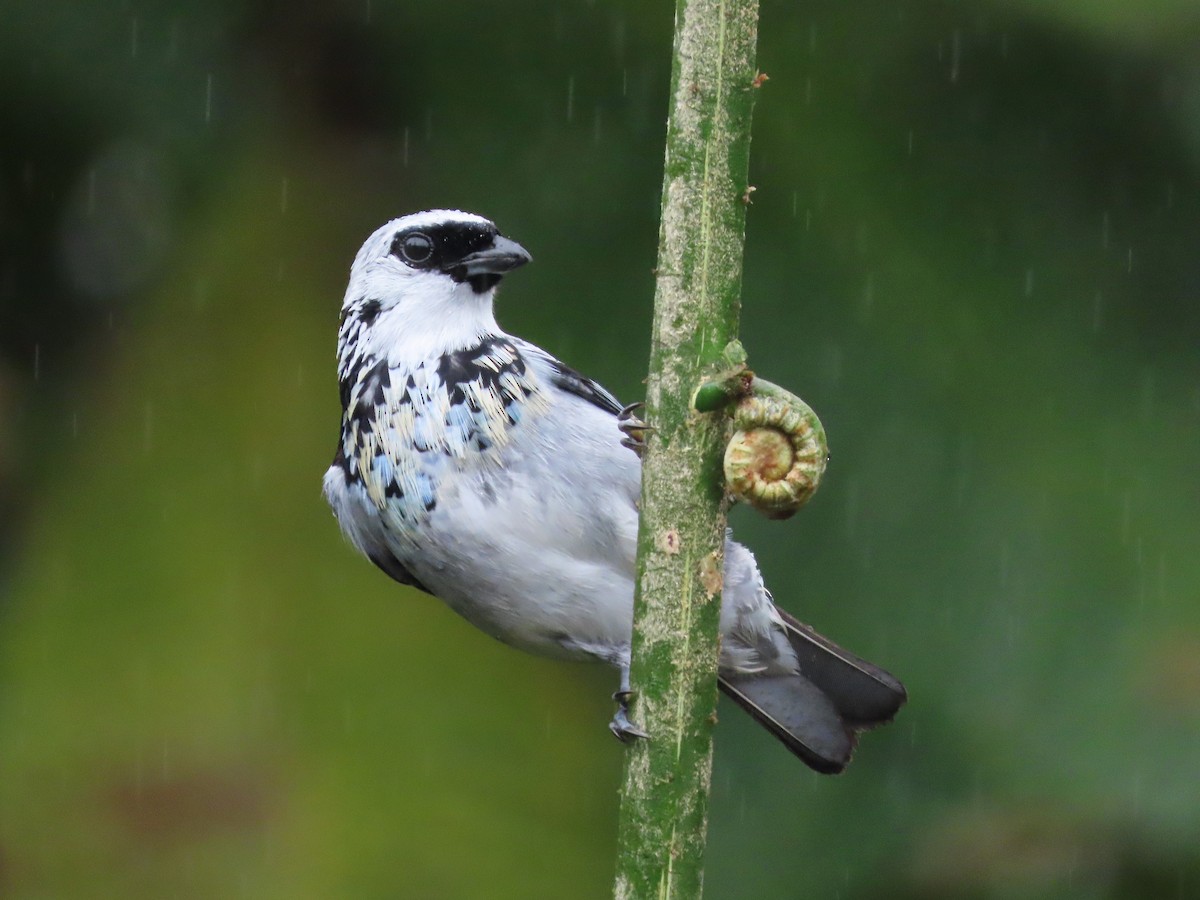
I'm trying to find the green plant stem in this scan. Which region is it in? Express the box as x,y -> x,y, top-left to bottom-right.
612,0 -> 760,897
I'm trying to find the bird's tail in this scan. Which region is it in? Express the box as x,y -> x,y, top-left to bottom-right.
718,609 -> 907,774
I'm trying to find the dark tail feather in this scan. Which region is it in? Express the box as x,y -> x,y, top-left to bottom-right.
719,673 -> 856,774
776,609 -> 907,727
718,612 -> 907,774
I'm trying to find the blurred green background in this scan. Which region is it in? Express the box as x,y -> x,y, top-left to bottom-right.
2,0 -> 1199,897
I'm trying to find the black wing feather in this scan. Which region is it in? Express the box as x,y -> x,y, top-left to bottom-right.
368,551 -> 433,595
546,359 -> 624,416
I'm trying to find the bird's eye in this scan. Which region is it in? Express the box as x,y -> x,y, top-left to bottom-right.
398,233 -> 434,264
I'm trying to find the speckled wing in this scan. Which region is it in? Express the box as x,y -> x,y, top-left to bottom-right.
508,338 -> 623,414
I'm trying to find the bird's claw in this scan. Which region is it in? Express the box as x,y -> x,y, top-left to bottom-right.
609,690 -> 650,742
618,403 -> 652,458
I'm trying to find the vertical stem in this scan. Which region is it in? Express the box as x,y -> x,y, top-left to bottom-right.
613,1 -> 760,898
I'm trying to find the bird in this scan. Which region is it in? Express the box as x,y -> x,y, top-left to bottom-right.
323,209 -> 906,774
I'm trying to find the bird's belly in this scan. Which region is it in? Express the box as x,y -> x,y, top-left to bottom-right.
403,457 -> 639,666
435,560 -> 633,664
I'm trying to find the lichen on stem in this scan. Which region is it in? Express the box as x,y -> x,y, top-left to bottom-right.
612,0 -> 762,897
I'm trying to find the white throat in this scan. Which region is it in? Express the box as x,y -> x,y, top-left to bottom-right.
347,278 -> 504,366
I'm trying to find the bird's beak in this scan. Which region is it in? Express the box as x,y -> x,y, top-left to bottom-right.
449,235 -> 532,292
455,235 -> 532,276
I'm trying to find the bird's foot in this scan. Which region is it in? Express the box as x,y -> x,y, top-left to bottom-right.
609,690 -> 650,742
618,403 -> 653,457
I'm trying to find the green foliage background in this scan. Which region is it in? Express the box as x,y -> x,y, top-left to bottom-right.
1,1 -> 1198,896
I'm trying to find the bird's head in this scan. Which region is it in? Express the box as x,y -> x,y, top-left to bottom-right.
340,209 -> 531,357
